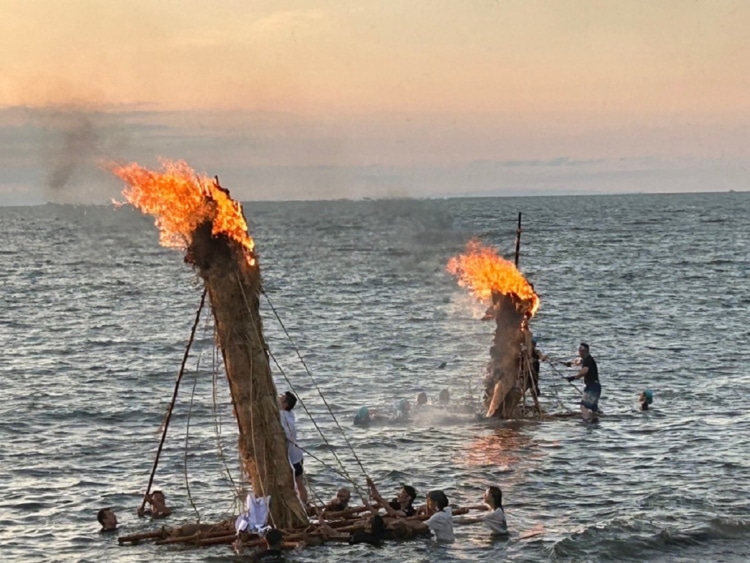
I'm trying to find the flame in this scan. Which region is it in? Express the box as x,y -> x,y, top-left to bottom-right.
109,159 -> 255,265
447,239 -> 540,316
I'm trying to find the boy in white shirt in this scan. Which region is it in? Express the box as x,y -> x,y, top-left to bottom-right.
279,391 -> 308,504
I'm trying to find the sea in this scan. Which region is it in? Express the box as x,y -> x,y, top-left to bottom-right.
1,192 -> 749,562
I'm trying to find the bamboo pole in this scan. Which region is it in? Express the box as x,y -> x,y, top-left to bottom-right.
514,212 -> 522,267
117,529 -> 169,544
139,289 -> 207,514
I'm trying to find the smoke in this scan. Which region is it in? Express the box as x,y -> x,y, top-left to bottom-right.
46,113 -> 99,190
34,107 -> 129,203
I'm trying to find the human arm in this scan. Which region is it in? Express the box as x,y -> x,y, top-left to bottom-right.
366,478 -> 396,516
453,504 -> 490,525
567,365 -> 588,382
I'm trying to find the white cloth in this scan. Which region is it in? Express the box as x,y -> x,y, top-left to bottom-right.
426,507 -> 455,543
483,507 -> 508,535
280,409 -> 303,465
235,493 -> 271,534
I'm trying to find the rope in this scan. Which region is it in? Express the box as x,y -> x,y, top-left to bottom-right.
210,343 -> 242,509
545,357 -> 583,394
234,276 -> 371,507
264,345 -> 369,503
139,287 -> 207,514
262,290 -> 371,480
183,366 -> 201,521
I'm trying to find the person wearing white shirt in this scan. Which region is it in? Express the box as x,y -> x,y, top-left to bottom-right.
425,490 -> 455,543
455,485 -> 508,536
279,391 -> 307,504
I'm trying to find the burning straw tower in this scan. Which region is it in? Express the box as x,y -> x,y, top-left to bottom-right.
447,240 -> 540,418
112,160 -> 308,529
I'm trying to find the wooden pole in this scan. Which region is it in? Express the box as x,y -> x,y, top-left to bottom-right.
514,212 -> 522,267
188,217 -> 308,529
139,288 -> 207,514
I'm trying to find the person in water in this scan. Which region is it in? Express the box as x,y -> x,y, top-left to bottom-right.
366,477 -> 417,517
97,508 -> 118,532
324,487 -> 351,512
279,391 -> 308,504
438,389 -> 450,406
251,528 -> 284,562
566,342 -> 600,415
415,392 -> 428,408
455,485 -> 508,535
394,398 -> 411,421
138,490 -> 172,518
639,389 -> 654,411
353,405 -> 405,427
425,490 -> 455,543
348,513 -> 386,546
529,337 -> 545,397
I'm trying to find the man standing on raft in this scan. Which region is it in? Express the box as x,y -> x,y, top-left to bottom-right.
566,342 -> 600,419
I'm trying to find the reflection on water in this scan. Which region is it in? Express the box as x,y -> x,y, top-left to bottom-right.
2,194 -> 750,562
460,424 -> 541,471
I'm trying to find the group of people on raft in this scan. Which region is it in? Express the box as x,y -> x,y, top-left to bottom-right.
229,479 -> 508,559
97,343 -> 654,559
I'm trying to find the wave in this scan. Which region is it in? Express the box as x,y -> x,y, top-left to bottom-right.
550,517 -> 750,561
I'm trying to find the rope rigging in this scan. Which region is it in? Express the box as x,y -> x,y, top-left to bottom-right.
232,272 -> 370,506
261,289 -> 372,483
139,287 -> 207,514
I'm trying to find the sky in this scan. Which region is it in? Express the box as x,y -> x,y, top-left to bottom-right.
1,0 -> 749,204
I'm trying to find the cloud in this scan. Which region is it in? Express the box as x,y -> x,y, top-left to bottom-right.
1,106 -> 747,206
249,10 -> 333,38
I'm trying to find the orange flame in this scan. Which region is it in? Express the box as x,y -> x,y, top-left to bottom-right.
447,239 -> 540,316
109,159 -> 255,265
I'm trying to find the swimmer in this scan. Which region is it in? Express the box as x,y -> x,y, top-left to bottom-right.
97,508 -> 118,532
639,389 -> 653,411
438,388 -> 450,406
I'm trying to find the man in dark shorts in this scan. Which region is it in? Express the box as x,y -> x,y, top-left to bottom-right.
566,342 -> 600,417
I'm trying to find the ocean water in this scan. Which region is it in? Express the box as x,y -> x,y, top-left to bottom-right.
1,192 -> 749,562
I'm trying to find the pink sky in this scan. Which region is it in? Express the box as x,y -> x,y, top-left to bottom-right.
1,0 -> 748,203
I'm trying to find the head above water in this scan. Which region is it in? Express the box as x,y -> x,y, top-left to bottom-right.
640,389 -> 654,404
438,389 -> 450,404
398,485 -> 417,507
426,490 -> 449,512
354,406 -> 370,425
336,487 -> 351,505
97,508 -> 117,531
578,342 -> 590,357
485,486 -> 503,509
396,399 -> 410,415
416,392 -> 428,406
